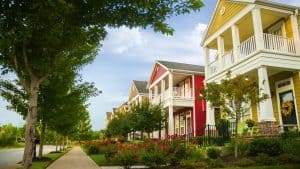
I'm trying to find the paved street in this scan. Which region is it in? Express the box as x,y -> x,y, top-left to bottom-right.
47,146 -> 100,169
0,145 -> 56,169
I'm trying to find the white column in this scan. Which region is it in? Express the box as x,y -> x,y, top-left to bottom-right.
168,72 -> 174,136
206,102 -> 215,125
217,36 -> 225,70
204,47 -> 210,78
154,85 -> 158,97
258,66 -> 275,121
290,14 -> 300,55
231,24 -> 240,62
139,96 -> 142,104
192,75 -> 196,136
149,88 -> 153,102
161,79 -> 165,98
252,7 -> 264,50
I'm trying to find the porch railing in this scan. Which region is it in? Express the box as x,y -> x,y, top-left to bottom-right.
173,87 -> 193,99
208,33 -> 296,77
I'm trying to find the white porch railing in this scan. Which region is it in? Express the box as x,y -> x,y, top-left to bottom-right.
263,33 -> 296,54
239,36 -> 256,59
208,33 -> 296,77
173,87 -> 193,99
209,60 -> 218,76
222,50 -> 234,69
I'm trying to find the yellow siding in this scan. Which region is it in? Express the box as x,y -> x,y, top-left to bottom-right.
293,72 -> 300,126
206,0 -> 247,39
285,18 -> 293,39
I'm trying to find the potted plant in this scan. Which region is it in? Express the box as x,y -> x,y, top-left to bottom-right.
245,119 -> 255,128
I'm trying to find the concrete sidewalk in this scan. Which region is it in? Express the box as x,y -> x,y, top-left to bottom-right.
47,146 -> 100,169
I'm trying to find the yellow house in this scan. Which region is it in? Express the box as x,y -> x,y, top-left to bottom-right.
202,0 -> 300,134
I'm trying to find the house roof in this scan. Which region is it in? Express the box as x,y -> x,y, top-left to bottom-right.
157,60 -> 205,73
133,80 -> 148,94
201,0 -> 300,46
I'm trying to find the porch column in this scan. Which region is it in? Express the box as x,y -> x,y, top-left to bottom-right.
290,13 -> 300,55
149,88 -> 153,102
161,79 -> 165,99
252,7 -> 264,50
217,36 -> 225,70
168,72 -> 174,136
154,85 -> 158,97
204,47 -> 210,78
206,102 -> 215,125
139,96 -> 142,104
258,66 -> 275,121
231,24 -> 240,62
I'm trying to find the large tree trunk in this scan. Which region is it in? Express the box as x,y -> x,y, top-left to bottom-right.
23,79 -> 39,169
38,122 -> 46,158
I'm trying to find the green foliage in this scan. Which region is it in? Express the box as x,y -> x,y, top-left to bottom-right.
207,158 -> 224,168
104,145 -> 118,162
180,159 -> 207,169
197,136 -> 224,146
249,138 -> 282,156
140,143 -> 169,168
245,119 -> 256,128
280,131 -> 300,140
0,124 -> 20,146
281,139 -> 300,157
255,153 -> 276,165
277,153 -> 300,164
168,141 -> 188,165
235,158 -> 255,167
87,145 -> 100,155
207,147 -> 221,159
187,147 -> 205,160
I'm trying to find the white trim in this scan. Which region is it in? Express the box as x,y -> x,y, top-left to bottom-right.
203,4 -> 255,47
192,75 -> 196,136
275,78 -> 300,129
149,71 -> 169,89
259,5 -> 294,15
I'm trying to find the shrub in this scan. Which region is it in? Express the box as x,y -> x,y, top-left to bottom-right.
281,139 -> 300,156
255,153 -> 275,165
168,141 -> 188,165
245,119 -> 255,128
207,147 -> 221,159
104,145 -> 118,162
140,142 -> 169,168
277,153 -> 300,164
280,131 -> 300,140
114,144 -> 139,169
207,158 -> 224,168
187,147 -> 205,160
249,138 -> 282,156
87,145 -> 99,155
197,136 -> 224,146
235,158 -> 255,167
180,159 -> 207,169
238,140 -> 250,157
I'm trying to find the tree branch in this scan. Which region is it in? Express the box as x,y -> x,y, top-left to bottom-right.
10,49 -> 29,92
23,41 -> 34,78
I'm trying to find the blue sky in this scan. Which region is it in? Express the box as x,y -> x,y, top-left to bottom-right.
0,0 -> 298,130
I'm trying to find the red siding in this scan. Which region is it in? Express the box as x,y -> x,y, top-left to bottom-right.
193,75 -> 206,136
150,64 -> 167,84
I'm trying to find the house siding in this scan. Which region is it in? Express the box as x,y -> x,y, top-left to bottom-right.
285,17 -> 293,39
206,0 -> 247,39
298,16 -> 300,35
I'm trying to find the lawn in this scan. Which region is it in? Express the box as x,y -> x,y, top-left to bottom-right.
220,164 -> 300,169
89,154 -> 117,166
0,142 -> 25,150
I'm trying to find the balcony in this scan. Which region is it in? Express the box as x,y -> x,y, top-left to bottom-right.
151,87 -> 194,106
208,33 -> 296,77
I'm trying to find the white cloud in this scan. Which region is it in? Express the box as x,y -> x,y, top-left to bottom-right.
101,23 -> 207,65
103,92 -> 128,103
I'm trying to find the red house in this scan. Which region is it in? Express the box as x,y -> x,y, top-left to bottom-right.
148,60 -> 206,139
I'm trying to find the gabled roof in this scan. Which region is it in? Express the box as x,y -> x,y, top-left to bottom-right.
201,0 -> 300,46
133,80 -> 148,94
157,60 -> 205,73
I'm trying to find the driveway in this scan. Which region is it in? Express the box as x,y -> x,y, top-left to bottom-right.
0,145 -> 56,169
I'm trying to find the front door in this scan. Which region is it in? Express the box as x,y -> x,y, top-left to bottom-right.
276,78 -> 299,131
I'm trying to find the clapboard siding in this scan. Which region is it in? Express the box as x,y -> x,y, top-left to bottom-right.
293,72 -> 300,126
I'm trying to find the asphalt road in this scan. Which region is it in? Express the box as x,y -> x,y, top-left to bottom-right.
0,145 -> 56,169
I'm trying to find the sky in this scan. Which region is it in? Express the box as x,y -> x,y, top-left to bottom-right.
0,0 -> 299,130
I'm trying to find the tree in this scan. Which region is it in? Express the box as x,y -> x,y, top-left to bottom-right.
0,1 -> 203,167
151,103 -> 166,139
201,72 -> 268,158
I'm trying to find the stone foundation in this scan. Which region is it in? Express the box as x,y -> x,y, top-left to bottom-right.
259,121 -> 279,136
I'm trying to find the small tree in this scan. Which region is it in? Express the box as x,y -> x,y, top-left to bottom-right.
201,72 -> 268,158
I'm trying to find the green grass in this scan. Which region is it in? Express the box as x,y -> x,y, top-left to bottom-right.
30,152 -> 65,169
89,154 -> 118,166
219,164 -> 300,169
0,142 -> 25,150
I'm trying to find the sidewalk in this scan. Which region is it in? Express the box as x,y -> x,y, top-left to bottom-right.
47,146 -> 100,169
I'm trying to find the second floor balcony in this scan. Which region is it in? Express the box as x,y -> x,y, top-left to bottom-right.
209,33 -> 297,76
151,87 -> 194,105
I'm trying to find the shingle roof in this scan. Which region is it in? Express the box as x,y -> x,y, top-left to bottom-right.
133,80 -> 148,94
157,60 -> 205,73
